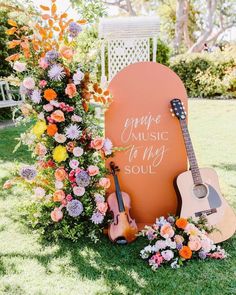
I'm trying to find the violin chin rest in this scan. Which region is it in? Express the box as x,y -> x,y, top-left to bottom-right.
115,237 -> 128,245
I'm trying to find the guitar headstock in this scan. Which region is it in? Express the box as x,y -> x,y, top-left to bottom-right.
109,161 -> 120,175
170,98 -> 187,120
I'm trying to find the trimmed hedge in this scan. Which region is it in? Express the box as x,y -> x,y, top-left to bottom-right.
171,46 -> 236,98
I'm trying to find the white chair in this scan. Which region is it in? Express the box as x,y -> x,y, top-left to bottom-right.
0,81 -> 24,108
98,16 -> 160,84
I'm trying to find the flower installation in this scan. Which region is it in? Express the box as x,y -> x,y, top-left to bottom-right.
139,216 -> 228,270
4,0 -> 113,242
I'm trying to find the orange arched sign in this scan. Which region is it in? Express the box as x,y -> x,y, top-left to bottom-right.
105,62 -> 188,228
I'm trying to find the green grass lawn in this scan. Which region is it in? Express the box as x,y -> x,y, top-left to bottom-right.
0,100 -> 236,295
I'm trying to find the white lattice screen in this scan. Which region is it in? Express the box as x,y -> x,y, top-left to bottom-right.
99,17 -> 160,84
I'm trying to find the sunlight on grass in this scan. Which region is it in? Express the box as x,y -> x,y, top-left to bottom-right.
0,100 -> 235,295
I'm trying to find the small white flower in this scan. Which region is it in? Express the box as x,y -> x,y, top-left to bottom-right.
73,70 -> 84,85
69,159 -> 79,169
73,147 -> 84,157
65,124 -> 81,140
55,180 -> 64,189
54,133 -> 66,143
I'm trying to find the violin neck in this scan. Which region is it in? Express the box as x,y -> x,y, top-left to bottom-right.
113,174 -> 125,212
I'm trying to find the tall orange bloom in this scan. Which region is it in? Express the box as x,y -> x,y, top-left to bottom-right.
44,89 -> 57,101
179,246 -> 192,259
176,218 -> 188,229
47,124 -> 58,136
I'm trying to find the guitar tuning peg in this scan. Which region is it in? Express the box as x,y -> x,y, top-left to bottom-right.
170,108 -> 173,112
172,114 -> 175,117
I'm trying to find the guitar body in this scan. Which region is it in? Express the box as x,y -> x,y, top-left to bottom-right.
176,167 -> 236,243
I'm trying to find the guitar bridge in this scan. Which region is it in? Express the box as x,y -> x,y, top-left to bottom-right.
195,208 -> 217,217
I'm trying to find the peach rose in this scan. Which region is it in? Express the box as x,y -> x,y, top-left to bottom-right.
55,168 -> 67,181
97,202 -> 108,215
87,165 -> 99,176
51,110 -> 65,122
91,137 -> 105,150
34,143 -> 47,157
3,180 -> 12,189
65,83 -> 77,98
60,46 -> 74,61
51,207 -> 63,222
174,234 -> 184,244
53,190 -> 65,202
160,224 -> 175,238
188,237 -> 202,251
99,177 -> 110,189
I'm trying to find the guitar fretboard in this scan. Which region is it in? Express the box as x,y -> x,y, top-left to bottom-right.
179,119 -> 203,185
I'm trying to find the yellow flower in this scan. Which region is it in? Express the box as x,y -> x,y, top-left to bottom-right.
52,145 -> 68,163
32,121 -> 47,137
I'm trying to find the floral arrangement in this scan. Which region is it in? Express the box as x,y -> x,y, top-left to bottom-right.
139,216 -> 228,270
4,0 -> 113,242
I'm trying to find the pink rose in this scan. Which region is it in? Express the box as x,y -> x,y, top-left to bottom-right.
160,224 -> 175,238
65,83 -> 77,98
66,194 -> 73,201
87,165 -> 99,176
73,147 -> 83,157
55,180 -> 64,189
73,186 -> 85,196
51,110 -> 65,122
188,237 -> 202,251
39,80 -> 47,88
102,138 -> 113,155
39,57 -> 49,69
53,190 -> 66,202
99,177 -> 110,189
69,159 -> 79,169
34,143 -> 47,157
91,137 -> 105,150
43,103 -> 54,112
23,77 -> 35,89
51,207 -> 63,222
174,235 -> 184,244
3,180 -> 12,189
97,202 -> 108,215
13,61 -> 26,72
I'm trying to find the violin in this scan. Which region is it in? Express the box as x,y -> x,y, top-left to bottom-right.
107,162 -> 138,244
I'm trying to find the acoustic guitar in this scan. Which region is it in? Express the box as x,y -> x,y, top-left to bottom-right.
170,98 -> 236,243
107,162 -> 138,244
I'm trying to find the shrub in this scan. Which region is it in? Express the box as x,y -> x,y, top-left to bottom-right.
170,46 -> 236,98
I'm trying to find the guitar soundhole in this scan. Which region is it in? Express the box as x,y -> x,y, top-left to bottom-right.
193,184 -> 208,199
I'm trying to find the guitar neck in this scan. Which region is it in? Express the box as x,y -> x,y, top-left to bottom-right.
179,119 -> 203,185
113,174 -> 125,212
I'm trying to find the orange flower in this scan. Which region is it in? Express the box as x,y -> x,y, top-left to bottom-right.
55,168 -> 67,181
51,110 -> 65,122
44,89 -> 57,101
60,46 -> 74,61
65,83 -> 77,98
176,218 -> 188,229
179,246 -> 192,259
53,190 -> 65,202
47,124 -> 58,136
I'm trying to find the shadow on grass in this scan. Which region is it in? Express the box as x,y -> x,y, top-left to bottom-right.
0,125 -> 32,163
212,163 -> 236,172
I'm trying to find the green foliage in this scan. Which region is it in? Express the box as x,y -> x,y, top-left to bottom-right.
171,46 -> 236,98
0,9 -> 13,78
155,38 -> 171,66
70,0 -> 106,23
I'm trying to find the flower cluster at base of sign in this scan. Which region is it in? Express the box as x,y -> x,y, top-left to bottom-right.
4,0 -> 113,242
139,216 -> 227,270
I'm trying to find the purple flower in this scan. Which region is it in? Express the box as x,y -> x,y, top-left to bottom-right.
66,199 -> 83,217
91,211 -> 104,224
48,64 -> 65,81
31,89 -> 41,104
75,170 -> 90,187
176,243 -> 183,250
69,22 -> 82,38
45,50 -> 59,62
65,124 -> 81,140
167,216 -> 175,224
199,251 -> 207,260
20,165 -> 37,180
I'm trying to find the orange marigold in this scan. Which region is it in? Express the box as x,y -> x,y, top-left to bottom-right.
44,88 -> 57,101
179,246 -> 192,260
47,124 -> 58,136
176,217 -> 188,229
